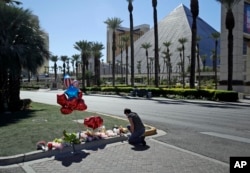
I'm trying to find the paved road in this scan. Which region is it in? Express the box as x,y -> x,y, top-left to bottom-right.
1,90 -> 249,172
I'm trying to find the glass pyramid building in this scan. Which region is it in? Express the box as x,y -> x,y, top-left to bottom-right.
116,4 -> 220,75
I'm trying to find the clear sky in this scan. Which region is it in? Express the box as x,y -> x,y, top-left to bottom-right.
20,0 -> 221,65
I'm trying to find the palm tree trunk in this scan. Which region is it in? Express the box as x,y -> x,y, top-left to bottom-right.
94,56 -> 98,85
81,56 -> 86,89
76,63 -> 78,79
190,17 -> 197,89
112,31 -> 116,86
197,44 -> 201,89
63,62 -> 66,77
146,54 -> 149,85
54,63 -> 57,81
228,29 -> 233,90
121,50 -> 123,84
215,40 -> 218,89
8,73 -> 21,111
95,57 -> 101,86
182,46 -> 185,88
0,70 -> 7,112
153,0 -> 159,87
190,0 -> 199,89
129,9 -> 134,87
226,9 -> 235,91
168,63 -> 171,87
125,45 -> 129,85
85,60 -> 90,87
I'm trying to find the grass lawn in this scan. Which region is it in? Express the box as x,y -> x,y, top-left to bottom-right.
0,102 -> 129,157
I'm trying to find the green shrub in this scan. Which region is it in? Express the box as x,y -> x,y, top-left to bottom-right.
84,86 -> 239,102
213,90 -> 238,102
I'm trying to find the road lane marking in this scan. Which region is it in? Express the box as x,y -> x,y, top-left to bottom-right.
200,132 -> 250,144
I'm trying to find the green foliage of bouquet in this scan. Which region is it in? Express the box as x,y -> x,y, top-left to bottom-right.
63,130 -> 81,144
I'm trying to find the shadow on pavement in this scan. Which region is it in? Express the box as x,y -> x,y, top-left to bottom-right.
54,143 -> 107,167
155,99 -> 250,109
54,151 -> 90,167
131,145 -> 150,151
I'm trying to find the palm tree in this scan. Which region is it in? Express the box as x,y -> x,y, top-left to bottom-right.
1,0 -> 22,5
137,60 -> 142,74
92,42 -> 104,86
104,17 -> 123,86
60,55 -> 68,77
195,36 -> 202,89
178,37 -> 188,88
177,47 -> 183,86
71,59 -> 74,74
201,55 -> 207,71
118,43 -> 124,83
121,34 -> 130,85
0,3 -> 49,112
50,55 -> 58,80
58,66 -> 62,74
127,0 -> 135,86
72,54 -> 80,77
152,0 -> 159,87
216,0 -> 241,90
177,62 -> 182,73
163,41 -> 172,86
211,32 -> 220,89
74,40 -> 92,89
141,42 -> 152,85
66,57 -> 70,74
149,57 -> 154,83
190,0 -> 199,89
161,52 -> 168,82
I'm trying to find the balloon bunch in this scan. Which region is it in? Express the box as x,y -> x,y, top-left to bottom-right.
57,75 -> 87,114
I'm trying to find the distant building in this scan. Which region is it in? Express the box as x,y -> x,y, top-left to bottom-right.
113,4 -> 220,82
219,0 -> 250,93
106,24 -> 150,63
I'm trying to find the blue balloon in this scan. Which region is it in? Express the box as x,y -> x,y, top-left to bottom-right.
65,85 -> 78,99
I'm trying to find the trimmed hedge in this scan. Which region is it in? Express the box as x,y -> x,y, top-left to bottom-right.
84,86 -> 239,102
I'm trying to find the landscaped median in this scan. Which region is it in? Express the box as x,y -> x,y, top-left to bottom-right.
0,125 -> 157,166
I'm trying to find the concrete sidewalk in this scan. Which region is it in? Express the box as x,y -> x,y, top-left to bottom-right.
0,130 -> 229,173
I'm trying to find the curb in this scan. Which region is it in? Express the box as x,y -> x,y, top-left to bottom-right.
0,127 -> 157,166
145,125 -> 157,136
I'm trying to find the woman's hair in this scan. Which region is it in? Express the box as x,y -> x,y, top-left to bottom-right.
124,108 -> 131,114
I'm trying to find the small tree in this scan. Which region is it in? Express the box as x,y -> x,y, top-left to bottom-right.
178,38 -> 188,88
104,17 -> 123,86
141,42 -> 152,85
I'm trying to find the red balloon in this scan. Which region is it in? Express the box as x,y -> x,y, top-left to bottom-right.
75,99 -> 87,111
66,98 -> 78,109
57,94 -> 67,106
84,116 -> 103,130
78,91 -> 83,99
60,107 -> 73,114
